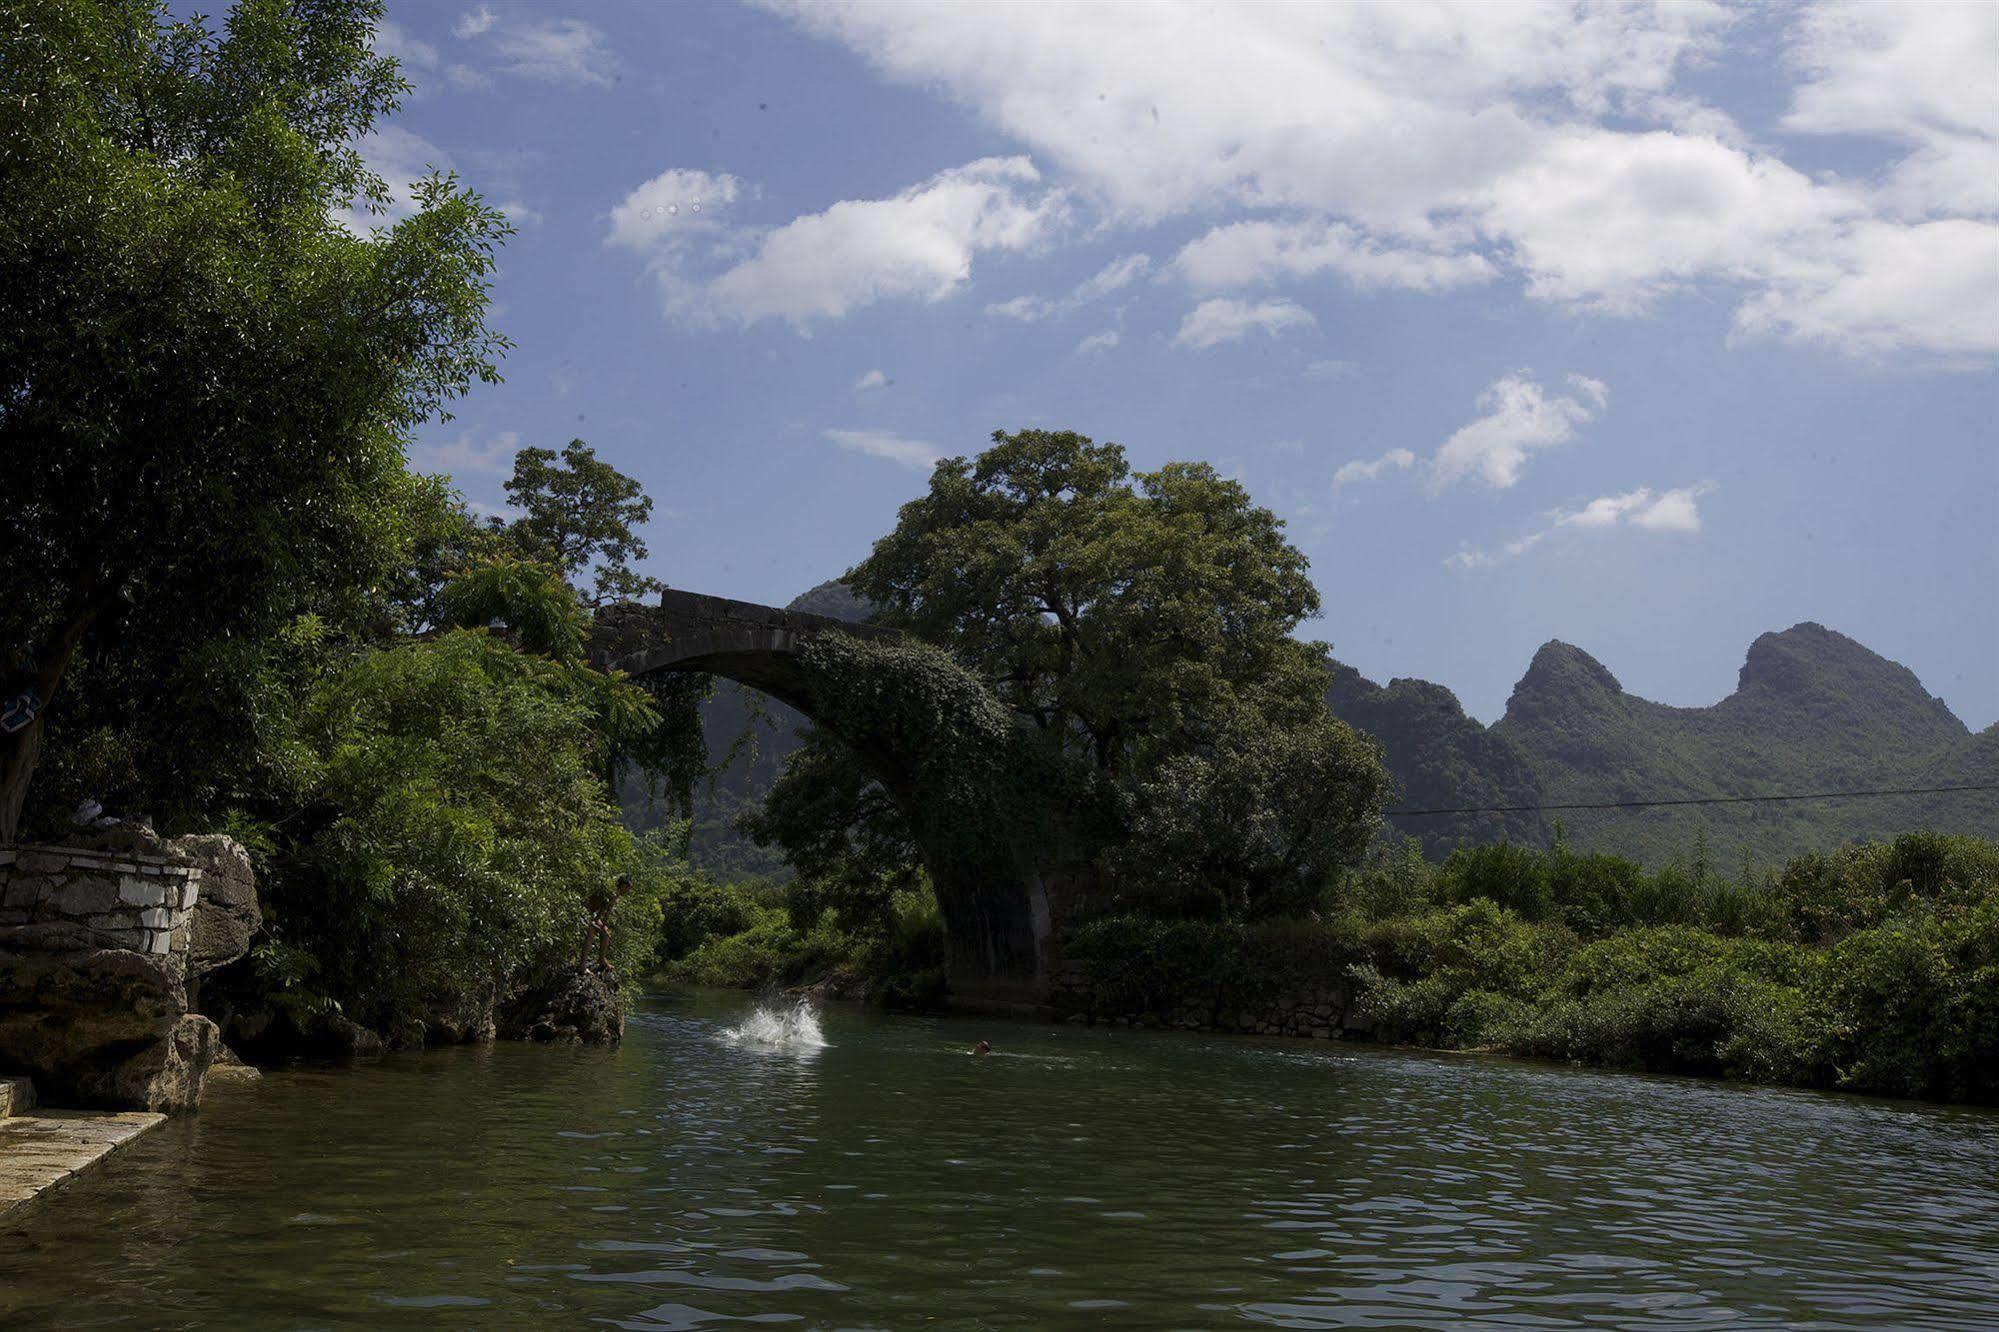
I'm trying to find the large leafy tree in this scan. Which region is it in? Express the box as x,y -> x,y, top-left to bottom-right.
846,429 -> 1326,776
760,428 -> 1389,921
499,439 -> 665,606
0,0 -> 511,839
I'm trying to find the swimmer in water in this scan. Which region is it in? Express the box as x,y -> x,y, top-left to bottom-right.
973,1040 -> 991,1056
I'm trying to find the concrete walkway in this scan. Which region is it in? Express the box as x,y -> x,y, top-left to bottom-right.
0,1107 -> 165,1219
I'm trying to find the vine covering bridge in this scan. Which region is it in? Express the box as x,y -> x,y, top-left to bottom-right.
592,590 -> 1086,1009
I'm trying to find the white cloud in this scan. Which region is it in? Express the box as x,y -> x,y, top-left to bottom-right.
1074,329 -> 1120,357
621,158 -> 1064,328
1733,219 -> 1999,360
825,428 -> 940,471
606,168 -> 743,252
1783,3 -> 1996,156
1175,220 -> 1495,293
412,430 -> 520,477
374,20 -> 437,71
445,63 -> 493,91
1472,128 -> 1846,314
491,18 -> 615,87
495,199 -> 542,228
331,126 -> 451,234
453,7 -> 497,40
985,251 -> 1150,321
1304,359 -> 1359,382
1333,448 -> 1416,487
1553,483 -> 1711,533
1450,480 -> 1715,568
854,368 -> 889,390
1429,372 -> 1608,491
762,2 -> 1730,226
1173,297 -> 1316,351
761,1 -> 1993,362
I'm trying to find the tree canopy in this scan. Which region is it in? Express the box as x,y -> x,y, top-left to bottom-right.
755,428 -> 1390,923
0,0 -> 510,839
846,429 -> 1325,778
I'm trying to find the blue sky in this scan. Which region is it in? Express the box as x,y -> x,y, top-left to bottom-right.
368,1 -> 1998,728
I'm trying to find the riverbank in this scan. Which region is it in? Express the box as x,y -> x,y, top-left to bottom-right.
0,1094 -> 164,1221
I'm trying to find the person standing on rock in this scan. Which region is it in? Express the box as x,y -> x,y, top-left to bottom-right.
579,875 -> 631,972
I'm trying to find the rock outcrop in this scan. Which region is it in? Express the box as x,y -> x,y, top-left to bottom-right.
0,920 -> 219,1111
500,968 -> 625,1044
0,832 -> 260,1112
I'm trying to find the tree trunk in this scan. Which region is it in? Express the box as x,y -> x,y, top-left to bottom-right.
0,716 -> 45,845
0,602 -> 102,845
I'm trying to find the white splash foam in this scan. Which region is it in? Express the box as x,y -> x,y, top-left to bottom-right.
720,999 -> 828,1052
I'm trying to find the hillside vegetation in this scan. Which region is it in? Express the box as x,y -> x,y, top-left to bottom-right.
678,601 -> 1994,873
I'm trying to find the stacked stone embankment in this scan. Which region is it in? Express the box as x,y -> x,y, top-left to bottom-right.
1,832 -> 257,1113
0,845 -> 201,955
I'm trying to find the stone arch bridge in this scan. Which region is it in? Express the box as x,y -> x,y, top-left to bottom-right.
593,590 -> 1082,1010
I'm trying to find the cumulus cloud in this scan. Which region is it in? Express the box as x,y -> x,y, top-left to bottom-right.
1074,329 -> 1120,357
1784,0 -> 1998,219
448,10 -> 615,88
1429,372 -> 1608,491
612,158 -> 1065,328
492,18 -> 615,86
986,252 -> 1150,320
1333,448 -> 1416,487
1448,481 -> 1715,568
495,199 -> 542,228
606,168 -> 743,251
373,20 -> 437,71
854,368 -> 889,390
760,1 -> 1994,362
1175,220 -> 1495,293
1173,298 -> 1316,351
453,7 -> 497,40
331,126 -> 451,235
825,428 -> 940,471
411,429 -> 520,477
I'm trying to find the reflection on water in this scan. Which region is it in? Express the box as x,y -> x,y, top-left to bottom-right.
2,988 -> 1997,1328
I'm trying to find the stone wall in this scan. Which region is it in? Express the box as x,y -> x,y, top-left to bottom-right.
0,845 -> 201,958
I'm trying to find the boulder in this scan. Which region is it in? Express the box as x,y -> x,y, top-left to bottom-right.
170,834 -> 260,977
499,967 -> 625,1044
0,921 -> 217,1112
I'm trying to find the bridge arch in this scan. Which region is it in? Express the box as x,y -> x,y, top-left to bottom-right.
593,591 -> 1066,1008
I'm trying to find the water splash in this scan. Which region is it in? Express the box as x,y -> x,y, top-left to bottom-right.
720,999 -> 828,1053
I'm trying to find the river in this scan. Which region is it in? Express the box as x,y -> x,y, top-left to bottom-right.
3,988 -> 1996,1328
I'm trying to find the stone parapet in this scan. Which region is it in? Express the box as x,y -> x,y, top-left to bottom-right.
0,845 -> 201,958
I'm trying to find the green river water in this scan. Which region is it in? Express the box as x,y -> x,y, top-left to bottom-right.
2,988 -> 1996,1329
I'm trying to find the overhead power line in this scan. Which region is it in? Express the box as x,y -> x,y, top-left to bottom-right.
1383,782 -> 1999,819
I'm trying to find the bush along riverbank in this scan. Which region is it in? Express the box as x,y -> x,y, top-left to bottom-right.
653,875 -> 949,1011
1049,832 -> 1999,1105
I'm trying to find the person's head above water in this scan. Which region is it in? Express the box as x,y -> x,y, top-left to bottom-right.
973,1040 -> 991,1055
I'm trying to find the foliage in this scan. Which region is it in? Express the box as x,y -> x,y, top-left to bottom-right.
1063,832 -> 1999,1104
755,430 -> 1387,922
0,0 -> 510,840
1108,710 -> 1389,920
258,630 -> 659,1032
846,428 -> 1324,778
498,439 -> 665,606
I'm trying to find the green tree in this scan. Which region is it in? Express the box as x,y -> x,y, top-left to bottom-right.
0,0 -> 510,840
847,429 -> 1324,777
752,427 -> 1389,920
499,439 -> 664,605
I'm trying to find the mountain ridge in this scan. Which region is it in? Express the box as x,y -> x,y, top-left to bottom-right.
650,588 -> 1995,872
